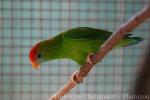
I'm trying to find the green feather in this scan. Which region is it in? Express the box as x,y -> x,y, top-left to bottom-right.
35,27 -> 143,65
63,27 -> 111,39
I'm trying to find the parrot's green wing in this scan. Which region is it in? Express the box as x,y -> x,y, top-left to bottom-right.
60,27 -> 142,65
61,27 -> 114,65
63,27 -> 112,40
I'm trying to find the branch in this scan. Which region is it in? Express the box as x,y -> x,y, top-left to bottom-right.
49,5 -> 150,100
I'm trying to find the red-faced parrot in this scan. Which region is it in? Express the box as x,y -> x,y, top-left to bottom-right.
29,27 -> 142,69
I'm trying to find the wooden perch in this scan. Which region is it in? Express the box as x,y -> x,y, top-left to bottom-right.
49,5 -> 150,100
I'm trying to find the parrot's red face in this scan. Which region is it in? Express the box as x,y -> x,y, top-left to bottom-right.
29,43 -> 40,69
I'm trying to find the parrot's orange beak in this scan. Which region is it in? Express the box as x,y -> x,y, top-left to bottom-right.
31,61 -> 40,70
29,43 -> 40,70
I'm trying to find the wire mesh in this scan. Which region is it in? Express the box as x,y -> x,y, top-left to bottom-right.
0,0 -> 150,100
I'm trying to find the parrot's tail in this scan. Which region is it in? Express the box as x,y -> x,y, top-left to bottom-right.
116,34 -> 143,47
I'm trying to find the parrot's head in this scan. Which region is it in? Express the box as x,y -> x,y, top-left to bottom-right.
29,40 -> 50,69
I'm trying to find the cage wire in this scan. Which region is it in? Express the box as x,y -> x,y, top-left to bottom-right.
0,0 -> 150,100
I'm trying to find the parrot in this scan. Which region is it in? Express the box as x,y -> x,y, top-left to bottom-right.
29,27 -> 142,69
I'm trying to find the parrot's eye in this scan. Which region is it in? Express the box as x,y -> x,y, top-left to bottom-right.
37,53 -> 42,59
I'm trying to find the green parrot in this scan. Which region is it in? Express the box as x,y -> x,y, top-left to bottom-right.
29,27 -> 142,69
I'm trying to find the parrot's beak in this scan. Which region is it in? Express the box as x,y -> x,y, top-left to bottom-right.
31,61 -> 40,70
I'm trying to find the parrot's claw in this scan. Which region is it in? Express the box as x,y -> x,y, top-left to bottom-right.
71,71 -> 83,83
86,53 -> 94,65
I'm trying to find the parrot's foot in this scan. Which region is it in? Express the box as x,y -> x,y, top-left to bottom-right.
71,71 -> 83,83
86,53 -> 94,65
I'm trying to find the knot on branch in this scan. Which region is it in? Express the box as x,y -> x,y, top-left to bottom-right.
49,95 -> 59,100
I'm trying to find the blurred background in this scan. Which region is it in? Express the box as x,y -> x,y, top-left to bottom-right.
0,0 -> 150,100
